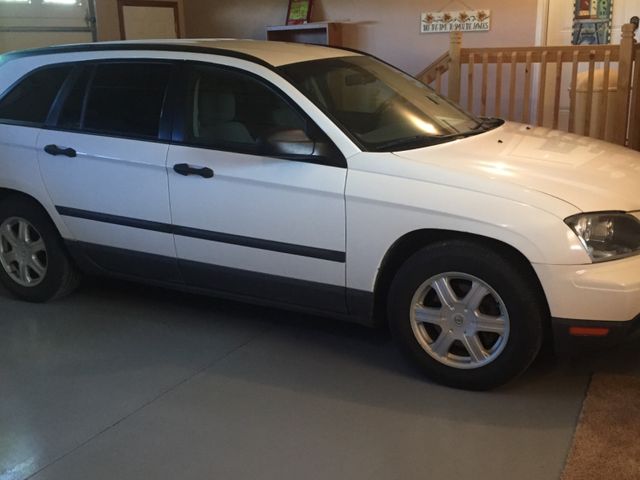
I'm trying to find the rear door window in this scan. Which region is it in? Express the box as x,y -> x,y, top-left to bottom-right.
57,62 -> 172,140
0,65 -> 72,125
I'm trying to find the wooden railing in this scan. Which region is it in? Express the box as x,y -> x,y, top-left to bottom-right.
417,51 -> 450,89
418,23 -> 640,150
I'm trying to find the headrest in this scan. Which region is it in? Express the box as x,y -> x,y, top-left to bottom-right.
199,91 -> 236,124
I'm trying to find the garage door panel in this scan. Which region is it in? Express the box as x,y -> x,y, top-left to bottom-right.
0,1 -> 93,53
0,15 -> 87,28
0,32 -> 91,52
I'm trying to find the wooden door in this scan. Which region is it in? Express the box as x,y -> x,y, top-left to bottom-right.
118,1 -> 180,40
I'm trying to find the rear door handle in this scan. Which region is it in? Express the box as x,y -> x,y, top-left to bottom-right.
44,144 -> 77,158
173,163 -> 214,178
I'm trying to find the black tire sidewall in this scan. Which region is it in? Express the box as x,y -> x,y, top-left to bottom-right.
0,197 -> 72,302
388,241 -> 544,390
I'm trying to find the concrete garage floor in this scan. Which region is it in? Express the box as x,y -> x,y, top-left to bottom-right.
1,279 -> 639,480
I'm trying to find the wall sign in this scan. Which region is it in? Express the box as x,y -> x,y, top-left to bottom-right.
420,10 -> 491,33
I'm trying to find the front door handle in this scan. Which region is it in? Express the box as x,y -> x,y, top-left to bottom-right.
173,163 -> 214,178
44,144 -> 77,158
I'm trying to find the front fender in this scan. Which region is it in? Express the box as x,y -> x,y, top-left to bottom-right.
345,167 -> 588,292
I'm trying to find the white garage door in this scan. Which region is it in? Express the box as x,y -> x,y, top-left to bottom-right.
0,0 -> 95,54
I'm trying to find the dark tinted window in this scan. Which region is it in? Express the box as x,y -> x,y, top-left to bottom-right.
184,65 -> 306,150
0,65 -> 71,125
83,63 -> 171,139
58,67 -> 93,130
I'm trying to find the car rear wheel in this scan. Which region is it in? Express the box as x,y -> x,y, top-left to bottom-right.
0,196 -> 80,302
388,240 -> 544,390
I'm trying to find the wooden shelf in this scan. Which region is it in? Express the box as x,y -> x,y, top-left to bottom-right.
266,22 -> 342,46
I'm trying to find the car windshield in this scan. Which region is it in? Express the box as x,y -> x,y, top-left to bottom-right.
279,56 -> 501,152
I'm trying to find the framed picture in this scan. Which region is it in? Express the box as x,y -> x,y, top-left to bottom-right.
286,0 -> 313,25
572,0 -> 613,45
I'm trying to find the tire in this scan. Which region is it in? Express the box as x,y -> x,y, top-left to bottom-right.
387,240 -> 544,390
0,196 -> 80,302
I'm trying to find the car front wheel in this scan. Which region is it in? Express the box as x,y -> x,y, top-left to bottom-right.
388,240 -> 544,390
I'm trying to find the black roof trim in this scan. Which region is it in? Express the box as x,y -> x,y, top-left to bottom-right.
2,43 -> 275,70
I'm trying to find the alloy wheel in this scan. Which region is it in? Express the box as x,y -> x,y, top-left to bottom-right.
0,217 -> 48,287
410,272 -> 510,369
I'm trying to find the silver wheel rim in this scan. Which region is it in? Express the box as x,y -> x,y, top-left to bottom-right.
0,217 -> 48,287
410,272 -> 510,370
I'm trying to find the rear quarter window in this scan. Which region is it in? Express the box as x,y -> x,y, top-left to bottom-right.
0,65 -> 72,125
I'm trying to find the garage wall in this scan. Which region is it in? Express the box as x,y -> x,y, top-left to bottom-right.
95,0 -> 186,41
183,0 -> 539,75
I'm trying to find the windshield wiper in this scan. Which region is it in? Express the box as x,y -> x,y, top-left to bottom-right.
374,118 -> 505,152
472,117 -> 504,131
374,130 -> 485,152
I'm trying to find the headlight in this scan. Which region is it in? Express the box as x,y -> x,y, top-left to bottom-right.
565,212 -> 640,262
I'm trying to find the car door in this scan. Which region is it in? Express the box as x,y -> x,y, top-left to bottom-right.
37,60 -> 181,281
166,63 -> 348,313
0,62 -> 73,206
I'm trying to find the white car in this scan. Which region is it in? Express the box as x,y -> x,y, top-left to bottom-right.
0,40 -> 639,390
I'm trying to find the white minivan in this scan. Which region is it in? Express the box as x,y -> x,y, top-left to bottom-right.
0,40 -> 639,390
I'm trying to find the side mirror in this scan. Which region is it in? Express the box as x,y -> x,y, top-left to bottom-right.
263,129 -> 316,156
262,128 -> 342,166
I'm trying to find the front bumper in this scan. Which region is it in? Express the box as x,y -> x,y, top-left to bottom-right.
552,314 -> 640,355
534,254 -> 640,322
534,254 -> 640,354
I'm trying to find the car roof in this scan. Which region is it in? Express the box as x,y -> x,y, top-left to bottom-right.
3,39 -> 362,68
177,39 -> 361,66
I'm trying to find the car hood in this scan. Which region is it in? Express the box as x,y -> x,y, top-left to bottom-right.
393,122 -> 640,213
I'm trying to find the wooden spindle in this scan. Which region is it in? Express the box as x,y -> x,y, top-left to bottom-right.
584,50 -> 596,136
467,53 -> 475,111
536,51 -> 548,127
569,50 -> 579,133
553,51 -> 563,129
522,52 -> 533,123
598,50 -> 612,140
495,52 -> 503,117
448,31 -> 463,103
508,52 -> 518,120
481,53 -> 489,117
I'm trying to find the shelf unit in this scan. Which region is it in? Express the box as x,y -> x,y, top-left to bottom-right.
266,22 -> 342,46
